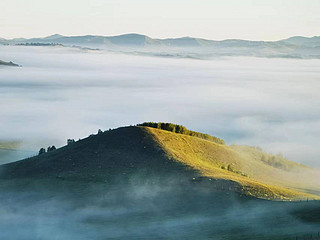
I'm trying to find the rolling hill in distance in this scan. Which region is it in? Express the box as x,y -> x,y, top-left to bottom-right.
1,34 -> 320,59
0,59 -> 19,67
1,123 -> 319,201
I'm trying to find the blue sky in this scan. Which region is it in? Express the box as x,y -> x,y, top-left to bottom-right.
1,0 -> 320,40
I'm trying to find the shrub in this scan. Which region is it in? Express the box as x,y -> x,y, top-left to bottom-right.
38,148 -> 46,155
47,146 -> 56,152
67,139 -> 75,145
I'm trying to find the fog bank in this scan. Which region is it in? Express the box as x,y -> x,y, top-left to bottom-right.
0,46 -> 320,167
0,179 -> 318,240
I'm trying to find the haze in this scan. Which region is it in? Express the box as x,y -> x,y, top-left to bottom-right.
0,180 -> 317,240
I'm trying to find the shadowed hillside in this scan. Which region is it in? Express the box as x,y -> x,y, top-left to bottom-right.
0,125 -> 319,201
0,127 -> 196,180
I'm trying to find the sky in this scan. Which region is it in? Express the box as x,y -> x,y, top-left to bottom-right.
1,0 -> 319,40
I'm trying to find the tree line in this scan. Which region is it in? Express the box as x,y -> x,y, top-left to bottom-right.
38,145 -> 56,155
137,122 -> 225,145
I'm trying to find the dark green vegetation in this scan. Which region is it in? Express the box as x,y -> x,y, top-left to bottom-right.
0,60 -> 19,66
0,125 -> 319,239
138,122 -> 225,144
38,145 -> 56,155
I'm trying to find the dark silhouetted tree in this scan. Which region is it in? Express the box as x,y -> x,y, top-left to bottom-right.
67,139 -> 75,145
47,146 -> 56,152
39,148 -> 46,155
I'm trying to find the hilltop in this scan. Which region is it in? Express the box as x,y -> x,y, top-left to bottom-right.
1,123 -> 319,201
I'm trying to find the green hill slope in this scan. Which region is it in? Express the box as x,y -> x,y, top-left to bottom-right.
0,125 -> 319,201
146,126 -> 320,200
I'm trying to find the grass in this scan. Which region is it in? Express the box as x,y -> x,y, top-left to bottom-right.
145,126 -> 320,201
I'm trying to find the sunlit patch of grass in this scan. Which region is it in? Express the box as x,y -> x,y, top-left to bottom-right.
144,127 -> 320,201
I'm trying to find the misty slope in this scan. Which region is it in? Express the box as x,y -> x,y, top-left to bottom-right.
0,126 -> 319,200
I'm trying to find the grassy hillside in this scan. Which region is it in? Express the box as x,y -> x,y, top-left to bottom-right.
0,127 -> 200,182
0,125 -> 319,201
145,127 -> 320,200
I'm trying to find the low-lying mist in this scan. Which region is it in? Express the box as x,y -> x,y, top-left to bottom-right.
0,45 -> 320,167
0,177 -> 319,240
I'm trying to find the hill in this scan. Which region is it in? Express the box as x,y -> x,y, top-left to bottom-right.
280,36 -> 320,47
0,124 -> 319,201
146,127 -> 320,200
0,126 -> 198,182
0,60 -> 19,66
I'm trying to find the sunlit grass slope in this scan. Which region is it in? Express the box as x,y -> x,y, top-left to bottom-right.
145,127 -> 320,201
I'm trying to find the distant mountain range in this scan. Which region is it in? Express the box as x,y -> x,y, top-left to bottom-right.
1,34 -> 320,59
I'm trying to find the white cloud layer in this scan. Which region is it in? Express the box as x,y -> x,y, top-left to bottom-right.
1,46 -> 320,167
